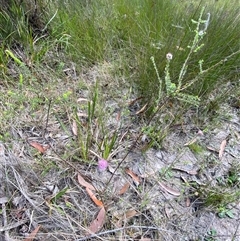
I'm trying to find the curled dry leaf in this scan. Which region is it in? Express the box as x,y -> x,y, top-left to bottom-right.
164,205 -> 173,219
125,168 -> 141,186
158,181 -> 180,196
88,207 -> 106,234
219,139 -> 227,159
72,120 -> 78,136
77,173 -> 95,191
29,141 -> 48,154
23,225 -> 41,241
86,187 -> 104,207
118,183 -> 130,195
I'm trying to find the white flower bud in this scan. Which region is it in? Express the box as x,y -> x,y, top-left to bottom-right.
166,53 -> 173,60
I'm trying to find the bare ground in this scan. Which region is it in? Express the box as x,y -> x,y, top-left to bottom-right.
0,59 -> 240,241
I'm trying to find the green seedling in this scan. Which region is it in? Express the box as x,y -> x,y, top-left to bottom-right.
217,206 -> 235,219
205,229 -> 218,241
101,130 -> 118,160
188,143 -> 204,154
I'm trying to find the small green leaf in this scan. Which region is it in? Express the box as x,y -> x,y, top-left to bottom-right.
54,187 -> 69,200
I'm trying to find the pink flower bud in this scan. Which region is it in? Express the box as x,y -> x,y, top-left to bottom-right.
98,159 -> 108,172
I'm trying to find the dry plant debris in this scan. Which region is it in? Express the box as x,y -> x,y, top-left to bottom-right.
0,60 -> 240,240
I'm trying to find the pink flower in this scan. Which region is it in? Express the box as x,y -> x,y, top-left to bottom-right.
98,159 -> 108,172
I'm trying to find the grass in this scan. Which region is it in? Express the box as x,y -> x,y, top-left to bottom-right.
0,0 -> 240,240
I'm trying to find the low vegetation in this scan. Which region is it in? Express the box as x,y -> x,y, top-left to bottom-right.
0,0 -> 239,240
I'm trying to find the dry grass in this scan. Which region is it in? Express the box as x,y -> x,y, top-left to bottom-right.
1,53 -> 240,240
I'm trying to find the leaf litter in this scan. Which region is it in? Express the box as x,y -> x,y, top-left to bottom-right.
1,60 -> 240,241
87,207 -> 106,234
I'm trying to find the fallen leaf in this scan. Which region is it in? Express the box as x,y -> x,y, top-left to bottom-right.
164,205 -> 172,218
116,209 -> 137,227
116,111 -> 121,122
124,209 -> 137,219
118,183 -> 130,195
86,187 -> 104,207
185,197 -> 191,207
77,97 -> 88,103
29,141 -> 46,154
219,139 -> 227,159
184,137 -> 198,146
23,225 -> 41,241
139,237 -> 152,241
87,207 -> 106,234
77,173 -> 95,191
158,181 -> 180,196
72,120 -> 78,136
206,146 -> 218,152
172,167 -> 198,175
136,103 -> 147,115
128,97 -> 143,106
125,168 -> 141,186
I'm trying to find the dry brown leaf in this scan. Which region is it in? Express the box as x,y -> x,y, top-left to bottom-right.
185,197 -> 191,207
219,139 -> 227,159
158,181 -> 180,196
125,168 -> 141,186
29,141 -> 46,154
116,209 -> 137,227
87,207 -> 106,234
72,120 -> 78,136
118,183 -> 130,195
136,103 -> 147,115
23,225 -> 41,241
125,209 -> 137,219
77,173 -> 95,191
86,187 -> 104,207
206,146 -> 218,152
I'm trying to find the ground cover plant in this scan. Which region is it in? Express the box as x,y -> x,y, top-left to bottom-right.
0,0 -> 240,240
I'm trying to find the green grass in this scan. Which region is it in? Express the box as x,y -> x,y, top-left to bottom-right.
53,0 -> 240,102
0,0 -> 239,163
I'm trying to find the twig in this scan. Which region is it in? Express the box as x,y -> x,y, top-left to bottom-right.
76,225 -> 176,241
103,97 -> 170,192
2,202 -> 10,240
231,219 -> 240,241
43,98 -> 52,138
0,219 -> 29,232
